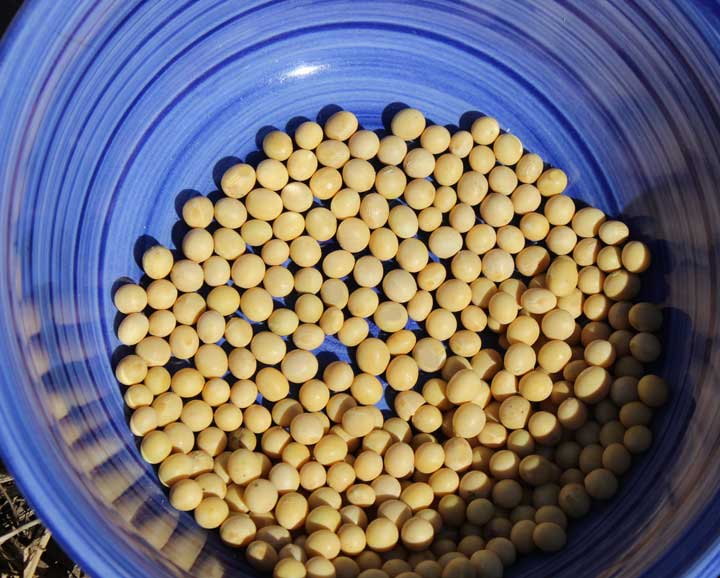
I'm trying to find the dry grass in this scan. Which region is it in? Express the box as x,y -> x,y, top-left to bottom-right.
0,462 -> 87,578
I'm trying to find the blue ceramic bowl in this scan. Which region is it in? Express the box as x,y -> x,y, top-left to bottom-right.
1,1 -> 720,577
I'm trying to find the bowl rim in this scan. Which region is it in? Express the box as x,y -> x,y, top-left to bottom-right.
0,2 -> 151,577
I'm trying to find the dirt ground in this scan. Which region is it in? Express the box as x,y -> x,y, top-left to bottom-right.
0,462 -> 87,578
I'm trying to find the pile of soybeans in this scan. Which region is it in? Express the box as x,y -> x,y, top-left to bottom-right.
113,107 -> 668,578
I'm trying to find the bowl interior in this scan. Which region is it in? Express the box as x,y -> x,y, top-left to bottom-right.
1,1 -> 720,577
